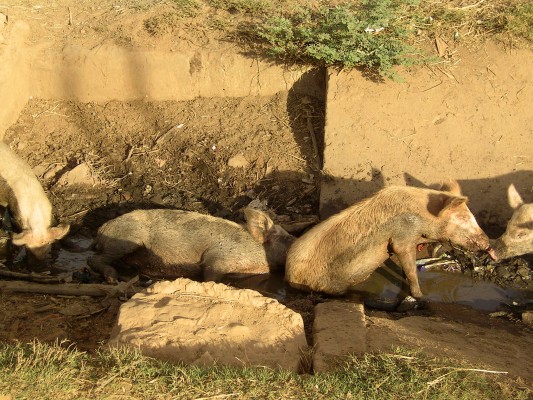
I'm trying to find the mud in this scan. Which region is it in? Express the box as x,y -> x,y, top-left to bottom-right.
4,94 -> 323,234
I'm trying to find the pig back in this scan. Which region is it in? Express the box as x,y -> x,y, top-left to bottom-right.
96,209 -> 270,270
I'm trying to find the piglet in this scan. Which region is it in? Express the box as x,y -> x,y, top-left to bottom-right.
0,142 -> 69,262
88,208 -> 295,283
285,181 -> 495,298
491,184 -> 533,259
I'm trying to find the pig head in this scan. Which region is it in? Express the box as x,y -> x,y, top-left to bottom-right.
11,224 -> 70,261
491,184 -> 533,259
429,180 -> 495,259
0,142 -> 69,262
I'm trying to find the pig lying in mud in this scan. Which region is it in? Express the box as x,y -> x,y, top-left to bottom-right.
88,208 -> 295,283
285,181 -> 495,298
491,184 -> 533,259
0,142 -> 69,262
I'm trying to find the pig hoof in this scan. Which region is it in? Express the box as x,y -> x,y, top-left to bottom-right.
396,296 -> 424,313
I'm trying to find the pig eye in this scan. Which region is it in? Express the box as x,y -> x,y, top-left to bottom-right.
515,231 -> 527,239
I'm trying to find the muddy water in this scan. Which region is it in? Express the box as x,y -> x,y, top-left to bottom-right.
4,237 -> 531,313
350,263 -> 533,312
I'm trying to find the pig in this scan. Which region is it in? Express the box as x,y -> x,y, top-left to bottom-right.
0,142 -> 69,262
491,184 -> 533,259
285,181 -> 495,298
87,208 -> 295,283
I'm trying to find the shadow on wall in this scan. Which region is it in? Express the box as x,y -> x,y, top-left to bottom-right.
286,68 -> 326,172
318,170 -> 532,236
320,169 -> 386,219
405,171 -> 533,236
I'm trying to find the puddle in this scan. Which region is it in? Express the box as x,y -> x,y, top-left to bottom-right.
351,263 -> 533,312
51,236 -> 94,280
3,233 -> 531,313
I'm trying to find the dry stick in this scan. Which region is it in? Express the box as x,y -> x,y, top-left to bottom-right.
0,269 -> 63,284
194,394 -> 239,400
68,7 -> 72,25
426,368 -> 508,388
306,111 -> 322,171
0,280 -> 138,298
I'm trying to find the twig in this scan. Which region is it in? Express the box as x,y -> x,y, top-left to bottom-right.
0,268 -> 64,284
0,280 -> 138,297
450,0 -> 485,10
285,153 -> 307,163
194,394 -> 239,400
96,359 -> 144,390
64,209 -> 89,219
421,80 -> 443,92
153,124 -> 184,147
68,7 -> 72,25
306,111 -> 322,170
124,146 -> 135,161
74,306 -> 108,320
436,66 -> 459,84
425,367 -> 507,389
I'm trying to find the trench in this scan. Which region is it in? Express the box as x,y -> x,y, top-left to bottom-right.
1,36 -> 531,322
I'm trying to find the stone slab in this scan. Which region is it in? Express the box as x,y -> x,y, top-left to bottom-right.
109,278 -> 308,371
313,300 -> 366,372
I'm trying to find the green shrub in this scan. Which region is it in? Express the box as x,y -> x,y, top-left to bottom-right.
506,2 -> 533,42
255,1 -> 421,79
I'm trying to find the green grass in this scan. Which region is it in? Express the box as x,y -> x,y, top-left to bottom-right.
506,2 -> 533,43
0,341 -> 530,399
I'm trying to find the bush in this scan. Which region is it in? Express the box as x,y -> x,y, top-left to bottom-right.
255,1 -> 421,79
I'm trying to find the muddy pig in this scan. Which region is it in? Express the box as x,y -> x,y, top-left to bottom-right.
491,184 -> 533,259
0,142 -> 69,262
88,208 -> 295,282
285,181 -> 495,298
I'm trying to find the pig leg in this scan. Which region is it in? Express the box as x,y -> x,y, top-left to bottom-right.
199,249 -> 227,282
88,240 -> 142,283
393,244 -> 423,298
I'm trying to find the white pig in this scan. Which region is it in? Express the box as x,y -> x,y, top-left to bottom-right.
0,142 -> 69,261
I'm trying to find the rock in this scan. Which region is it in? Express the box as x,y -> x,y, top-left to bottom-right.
42,163 -> 65,180
109,278 -> 307,371
227,154 -> 250,168
517,266 -> 531,278
522,311 -> 533,327
313,300 -> 366,373
55,163 -> 100,187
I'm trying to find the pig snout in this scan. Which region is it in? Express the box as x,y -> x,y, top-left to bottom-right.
466,232 -> 497,260
450,224 -> 495,259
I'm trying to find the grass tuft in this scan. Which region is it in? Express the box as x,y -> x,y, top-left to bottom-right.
0,342 -> 530,399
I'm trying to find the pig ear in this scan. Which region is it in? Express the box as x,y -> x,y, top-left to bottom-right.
11,230 -> 33,246
428,193 -> 467,217
440,179 -> 462,196
507,184 -> 524,210
48,223 -> 70,241
440,195 -> 468,215
244,208 -> 274,244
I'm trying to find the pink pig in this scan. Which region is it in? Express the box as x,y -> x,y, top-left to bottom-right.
285,181 -> 495,298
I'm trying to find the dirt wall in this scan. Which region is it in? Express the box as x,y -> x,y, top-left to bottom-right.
321,43 -> 533,231
0,19 -> 321,139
